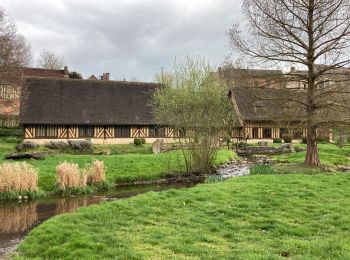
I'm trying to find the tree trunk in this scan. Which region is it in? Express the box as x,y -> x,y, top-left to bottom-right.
304,125 -> 321,167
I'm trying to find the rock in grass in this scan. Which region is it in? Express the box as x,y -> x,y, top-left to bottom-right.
6,152 -> 45,160
15,141 -> 37,152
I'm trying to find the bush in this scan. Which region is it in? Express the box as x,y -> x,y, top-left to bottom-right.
0,162 -> 38,193
317,136 -> 329,143
281,134 -> 293,143
141,138 -> 146,144
15,140 -> 37,152
56,162 -> 87,190
85,160 -> 106,184
301,135 -> 307,144
68,140 -> 94,153
250,165 -> 275,175
273,138 -> 282,143
134,138 -> 142,146
0,128 -> 23,137
46,141 -> 69,150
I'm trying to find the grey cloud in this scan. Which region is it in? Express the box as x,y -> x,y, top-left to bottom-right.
2,0 -> 243,81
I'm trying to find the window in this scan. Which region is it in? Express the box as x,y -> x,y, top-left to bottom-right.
252,127 -> 259,138
79,126 -> 94,138
115,126 -> 130,138
35,125 -> 58,138
280,128 -> 288,138
149,126 -> 165,137
262,128 -> 272,138
0,84 -> 20,99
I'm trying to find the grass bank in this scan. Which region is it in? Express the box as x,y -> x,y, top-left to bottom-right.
16,173 -> 350,259
0,138 -> 235,193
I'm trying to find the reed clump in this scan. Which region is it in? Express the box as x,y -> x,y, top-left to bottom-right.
0,162 -> 38,193
56,162 -> 87,190
85,160 -> 106,184
56,160 -> 106,191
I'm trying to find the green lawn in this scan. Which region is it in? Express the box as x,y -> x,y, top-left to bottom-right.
273,143 -> 350,167
0,138 -> 234,192
16,173 -> 350,259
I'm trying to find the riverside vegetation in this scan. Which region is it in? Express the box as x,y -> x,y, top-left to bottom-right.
15,173 -> 350,259
0,137 -> 235,200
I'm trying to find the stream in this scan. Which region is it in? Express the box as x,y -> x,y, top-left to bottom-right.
0,161 -> 251,258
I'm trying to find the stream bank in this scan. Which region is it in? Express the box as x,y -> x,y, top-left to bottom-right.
0,160 -> 252,257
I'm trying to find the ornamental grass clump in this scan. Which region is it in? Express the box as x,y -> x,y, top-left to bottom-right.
56,162 -> 87,190
0,162 -> 38,193
85,160 -> 106,184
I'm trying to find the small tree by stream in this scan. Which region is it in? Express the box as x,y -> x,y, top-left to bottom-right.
152,58 -> 236,174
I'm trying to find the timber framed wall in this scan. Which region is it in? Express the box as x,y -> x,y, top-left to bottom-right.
24,125 -> 177,140
232,122 -> 307,139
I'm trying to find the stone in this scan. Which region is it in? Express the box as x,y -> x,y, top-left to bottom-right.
257,141 -> 268,147
45,141 -> 69,149
152,139 -> 162,154
15,141 -> 37,152
6,152 -> 45,160
68,140 -> 94,153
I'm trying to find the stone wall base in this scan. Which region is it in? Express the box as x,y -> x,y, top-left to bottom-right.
23,138 -> 177,145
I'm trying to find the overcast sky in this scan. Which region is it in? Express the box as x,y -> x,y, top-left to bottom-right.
2,0 -> 243,81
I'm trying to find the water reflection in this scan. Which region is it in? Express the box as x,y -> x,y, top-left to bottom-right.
0,181 -> 200,256
0,203 -> 38,234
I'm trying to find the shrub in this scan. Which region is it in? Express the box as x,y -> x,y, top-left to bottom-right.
15,141 -> 37,152
141,138 -> 146,144
317,136 -> 329,143
0,162 -> 38,193
68,140 -> 94,153
301,135 -> 307,144
134,138 -> 142,146
85,160 -> 106,184
281,134 -> 293,143
56,162 -> 87,190
250,165 -> 275,175
273,138 -> 282,143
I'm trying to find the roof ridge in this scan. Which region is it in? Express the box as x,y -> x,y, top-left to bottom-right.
25,76 -> 161,86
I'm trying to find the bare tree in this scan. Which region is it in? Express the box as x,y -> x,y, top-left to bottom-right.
37,49 -> 64,70
229,0 -> 350,167
0,8 -> 32,77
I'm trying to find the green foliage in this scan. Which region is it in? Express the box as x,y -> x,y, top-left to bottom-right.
250,165 -> 276,175
316,137 -> 329,144
17,174 -> 350,259
141,138 -> 146,144
0,140 -> 234,194
0,128 -> 23,137
152,57 -> 237,173
0,190 -> 44,201
273,138 -> 282,143
273,143 -> 350,167
69,71 -> 83,79
204,175 -> 225,183
133,138 -> 142,146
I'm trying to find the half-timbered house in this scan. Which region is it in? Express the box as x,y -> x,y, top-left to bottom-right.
229,87 -> 308,141
20,77 -> 175,144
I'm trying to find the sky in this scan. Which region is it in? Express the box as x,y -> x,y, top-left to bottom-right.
2,0 -> 243,81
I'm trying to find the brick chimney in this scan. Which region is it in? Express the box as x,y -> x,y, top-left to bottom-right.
100,72 -> 110,81
64,66 -> 69,78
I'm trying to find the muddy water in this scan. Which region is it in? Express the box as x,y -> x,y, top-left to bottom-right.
0,182 -> 200,257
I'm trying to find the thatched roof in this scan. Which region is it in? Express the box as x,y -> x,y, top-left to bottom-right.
20,77 -> 159,125
229,87 -> 304,122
